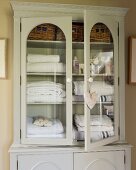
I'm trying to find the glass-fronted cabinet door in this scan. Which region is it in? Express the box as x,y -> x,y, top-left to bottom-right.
21,17 -> 72,145
84,11 -> 119,150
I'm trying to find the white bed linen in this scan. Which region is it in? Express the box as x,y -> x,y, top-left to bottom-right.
27,81 -> 66,103
27,86 -> 66,97
27,62 -> 66,73
74,114 -> 113,127
73,81 -> 113,96
27,54 -> 60,63
27,96 -> 66,103
73,127 -> 114,142
27,133 -> 65,138
76,124 -> 114,132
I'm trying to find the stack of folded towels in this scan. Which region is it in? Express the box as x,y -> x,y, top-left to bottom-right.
73,81 -> 114,97
27,116 -> 64,138
27,54 -> 66,73
73,114 -> 114,142
27,81 -> 66,103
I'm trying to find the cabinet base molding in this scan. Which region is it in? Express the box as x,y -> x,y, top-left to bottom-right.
9,144 -> 131,170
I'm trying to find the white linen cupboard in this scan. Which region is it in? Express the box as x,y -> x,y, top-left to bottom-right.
9,1 -> 131,170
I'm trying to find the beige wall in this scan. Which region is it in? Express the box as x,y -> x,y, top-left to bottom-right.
0,0 -> 135,170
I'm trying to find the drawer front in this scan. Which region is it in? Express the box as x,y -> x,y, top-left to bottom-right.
74,151 -> 125,170
18,153 -> 73,170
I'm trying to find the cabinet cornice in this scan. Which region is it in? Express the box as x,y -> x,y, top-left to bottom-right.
11,1 -> 128,17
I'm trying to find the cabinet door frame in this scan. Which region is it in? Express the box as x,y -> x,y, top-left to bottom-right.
21,16 -> 73,145
84,10 -> 119,150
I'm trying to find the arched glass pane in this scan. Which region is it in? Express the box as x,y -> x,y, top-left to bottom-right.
26,23 -> 67,140
89,23 -> 115,143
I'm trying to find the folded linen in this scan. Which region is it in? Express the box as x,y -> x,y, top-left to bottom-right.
27,54 -> 60,63
76,124 -> 114,132
73,127 -> 114,142
27,117 -> 64,135
73,81 -> 113,96
74,114 -> 113,127
72,95 -> 113,103
27,133 -> 65,138
91,81 -> 114,96
100,95 -> 113,102
27,62 -> 66,73
27,81 -> 65,88
27,86 -> 66,97
73,81 -> 84,95
27,81 -> 66,103
27,96 -> 66,103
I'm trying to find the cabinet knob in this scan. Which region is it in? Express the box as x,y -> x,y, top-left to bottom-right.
88,77 -> 93,83
67,78 -> 72,83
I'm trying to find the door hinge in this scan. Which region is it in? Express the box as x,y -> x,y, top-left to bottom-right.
118,127 -> 120,136
20,76 -> 21,85
20,129 -> 21,139
17,160 -> 18,170
124,154 -> 126,164
118,24 -> 119,37
20,23 -> 22,32
118,77 -> 120,86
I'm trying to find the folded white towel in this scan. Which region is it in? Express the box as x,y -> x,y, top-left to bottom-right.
91,81 -> 114,96
74,114 -> 113,127
27,86 -> 66,97
73,81 -> 84,95
100,95 -> 113,102
27,81 -> 66,103
27,117 -> 64,135
27,81 -> 65,88
27,133 -> 65,138
73,127 -> 114,141
27,95 -> 66,103
27,62 -> 66,73
73,81 -> 113,96
27,54 -> 60,63
76,124 -> 114,132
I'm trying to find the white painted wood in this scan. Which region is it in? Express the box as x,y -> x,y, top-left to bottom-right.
74,151 -> 125,170
118,16 -> 126,142
10,153 -> 18,170
11,1 -> 127,147
21,16 -> 72,145
13,17 -> 21,145
9,2 -> 130,170
84,11 -> 119,150
9,145 -> 131,170
18,153 -> 73,170
125,147 -> 131,170
11,1 -> 128,17
9,144 -> 132,153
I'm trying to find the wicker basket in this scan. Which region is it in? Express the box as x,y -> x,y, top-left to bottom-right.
28,24 -> 56,41
56,27 -> 66,41
56,22 -> 84,42
72,22 -> 84,42
90,23 -> 112,43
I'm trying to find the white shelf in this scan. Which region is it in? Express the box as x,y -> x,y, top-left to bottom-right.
27,72 -> 66,76
72,73 -> 84,76
27,40 -> 66,48
27,40 -> 113,49
27,101 -> 66,105
90,73 -> 114,77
